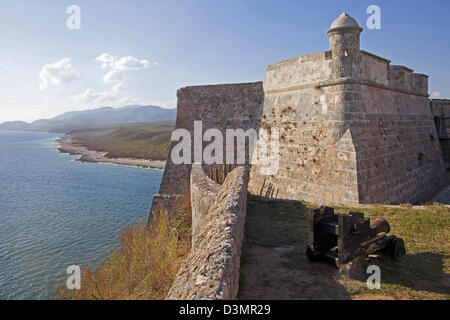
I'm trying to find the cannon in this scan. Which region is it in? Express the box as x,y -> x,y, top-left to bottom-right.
306,207 -> 405,267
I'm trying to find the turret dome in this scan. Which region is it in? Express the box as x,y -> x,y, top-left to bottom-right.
328,13 -> 362,31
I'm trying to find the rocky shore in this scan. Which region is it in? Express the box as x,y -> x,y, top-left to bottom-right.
57,135 -> 166,169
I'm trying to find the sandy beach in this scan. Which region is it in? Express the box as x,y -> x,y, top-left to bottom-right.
57,135 -> 166,169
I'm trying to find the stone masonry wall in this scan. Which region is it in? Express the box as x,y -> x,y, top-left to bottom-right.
354,79 -> 445,203
167,166 -> 249,300
149,82 -> 263,220
431,99 -> 450,163
248,51 -> 362,204
190,163 -> 221,243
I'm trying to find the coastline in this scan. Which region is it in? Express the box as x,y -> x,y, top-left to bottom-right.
57,135 -> 166,169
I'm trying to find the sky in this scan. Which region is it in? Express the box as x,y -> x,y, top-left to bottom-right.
0,0 -> 449,123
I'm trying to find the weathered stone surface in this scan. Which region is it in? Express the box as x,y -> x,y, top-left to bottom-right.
167,166 -> 249,300
150,82 -> 263,216
190,163 -> 221,244
430,99 -> 450,163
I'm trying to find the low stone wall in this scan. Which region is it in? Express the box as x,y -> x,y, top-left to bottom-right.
190,163 -> 221,242
167,166 -> 249,300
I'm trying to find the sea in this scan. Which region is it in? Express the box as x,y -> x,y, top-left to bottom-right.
0,131 -> 163,299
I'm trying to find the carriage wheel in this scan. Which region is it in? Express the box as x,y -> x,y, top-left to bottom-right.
388,237 -> 406,260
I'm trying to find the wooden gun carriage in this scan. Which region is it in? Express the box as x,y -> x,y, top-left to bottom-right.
306,207 -> 405,267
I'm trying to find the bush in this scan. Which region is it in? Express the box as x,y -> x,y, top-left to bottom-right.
58,195 -> 191,300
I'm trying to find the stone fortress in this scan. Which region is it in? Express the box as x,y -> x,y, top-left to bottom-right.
154,12 -> 448,212
157,13 -> 450,299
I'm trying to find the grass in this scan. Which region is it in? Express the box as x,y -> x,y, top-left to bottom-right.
334,204 -> 450,299
58,194 -> 191,300
239,195 -> 450,300
68,121 -> 174,160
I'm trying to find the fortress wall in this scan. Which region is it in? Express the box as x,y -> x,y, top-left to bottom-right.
248,52 -> 361,205
264,52 -> 333,89
430,99 -> 450,162
389,65 -> 414,92
190,163 -> 221,243
360,51 -> 389,85
248,49 -> 446,205
149,82 -> 263,218
412,74 -> 429,96
353,82 -> 446,203
167,166 -> 249,300
431,99 -> 450,137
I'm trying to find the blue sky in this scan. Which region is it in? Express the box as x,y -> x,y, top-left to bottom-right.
0,0 -> 449,122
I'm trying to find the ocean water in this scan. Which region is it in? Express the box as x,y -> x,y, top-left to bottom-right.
0,131 -> 163,299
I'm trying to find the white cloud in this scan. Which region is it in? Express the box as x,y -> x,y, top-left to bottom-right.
95,53 -> 150,71
94,53 -> 116,69
103,70 -> 125,83
39,58 -> 80,90
111,56 -> 149,71
432,92 -> 441,97
72,53 -> 159,109
71,83 -> 133,107
94,53 -> 150,85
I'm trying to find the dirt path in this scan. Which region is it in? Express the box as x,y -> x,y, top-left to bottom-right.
238,198 -> 351,300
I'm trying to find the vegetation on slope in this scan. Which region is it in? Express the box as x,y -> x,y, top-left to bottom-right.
239,196 -> 450,300
69,121 -> 174,160
58,194 -> 191,300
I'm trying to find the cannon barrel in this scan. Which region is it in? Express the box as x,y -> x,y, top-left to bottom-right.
370,218 -> 390,235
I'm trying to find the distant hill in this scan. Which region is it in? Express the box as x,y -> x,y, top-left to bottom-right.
0,121 -> 30,131
0,105 -> 176,133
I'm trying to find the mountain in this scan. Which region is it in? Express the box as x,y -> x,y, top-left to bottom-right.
0,121 -> 30,131
0,105 -> 177,133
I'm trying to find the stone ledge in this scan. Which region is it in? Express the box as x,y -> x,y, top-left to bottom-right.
316,77 -> 429,97
190,163 -> 222,241
166,166 -> 249,300
265,77 -> 430,97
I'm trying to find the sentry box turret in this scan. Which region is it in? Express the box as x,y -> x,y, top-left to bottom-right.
306,207 -> 405,267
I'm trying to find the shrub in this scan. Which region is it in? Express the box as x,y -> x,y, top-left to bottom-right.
58,194 -> 191,300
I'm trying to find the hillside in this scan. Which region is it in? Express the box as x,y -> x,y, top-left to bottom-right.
0,105 -> 176,133
60,121 -> 175,162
